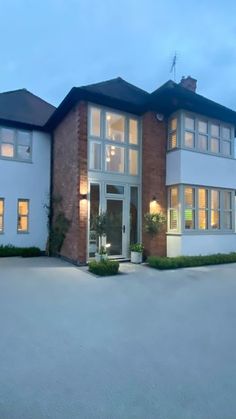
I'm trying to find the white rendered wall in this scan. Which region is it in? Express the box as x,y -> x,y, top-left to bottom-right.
167,234 -> 236,257
166,149 -> 236,189
0,130 -> 51,250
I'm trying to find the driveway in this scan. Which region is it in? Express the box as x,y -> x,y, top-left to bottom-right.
0,257 -> 236,419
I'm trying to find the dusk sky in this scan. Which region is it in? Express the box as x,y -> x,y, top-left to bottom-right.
1,0 -> 236,109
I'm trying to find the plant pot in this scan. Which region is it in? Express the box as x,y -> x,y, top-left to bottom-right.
131,251 -> 142,264
101,253 -> 108,261
95,253 -> 102,262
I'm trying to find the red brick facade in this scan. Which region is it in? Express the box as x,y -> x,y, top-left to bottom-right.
52,102 -> 88,264
142,112 -> 167,257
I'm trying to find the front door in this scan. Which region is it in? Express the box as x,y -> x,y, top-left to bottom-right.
106,198 -> 125,257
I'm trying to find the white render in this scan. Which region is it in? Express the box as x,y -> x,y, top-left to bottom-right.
0,130 -> 51,250
167,234 -> 236,257
166,149 -> 236,190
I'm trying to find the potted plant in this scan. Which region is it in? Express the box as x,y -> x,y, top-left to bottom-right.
130,243 -> 144,264
91,212 -> 110,262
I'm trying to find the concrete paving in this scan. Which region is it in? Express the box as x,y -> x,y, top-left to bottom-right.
0,257 -> 236,419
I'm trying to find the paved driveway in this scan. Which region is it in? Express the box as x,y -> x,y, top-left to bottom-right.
0,257 -> 236,419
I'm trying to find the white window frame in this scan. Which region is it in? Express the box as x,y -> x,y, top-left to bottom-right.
0,126 -> 32,162
17,199 -> 30,233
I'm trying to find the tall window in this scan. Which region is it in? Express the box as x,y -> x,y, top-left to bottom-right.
184,116 -> 195,148
89,184 -> 100,257
0,127 -> 32,161
17,200 -> 29,233
0,199 -> 4,233
184,187 -> 195,229
169,117 -> 177,149
198,188 -> 208,230
210,124 -> 220,154
223,191 -> 232,229
198,120 -> 208,151
169,187 -> 178,230
88,106 -> 140,176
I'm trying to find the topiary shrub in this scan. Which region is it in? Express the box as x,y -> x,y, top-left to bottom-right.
88,260 -> 120,276
147,252 -> 236,270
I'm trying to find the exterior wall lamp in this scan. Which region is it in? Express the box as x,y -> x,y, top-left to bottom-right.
80,194 -> 87,200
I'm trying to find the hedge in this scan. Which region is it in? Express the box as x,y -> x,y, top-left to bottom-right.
0,245 -> 41,258
88,260 -> 120,276
147,253 -> 236,270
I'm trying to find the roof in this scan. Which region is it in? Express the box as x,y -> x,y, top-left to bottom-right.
46,77 -> 236,129
0,89 -> 55,130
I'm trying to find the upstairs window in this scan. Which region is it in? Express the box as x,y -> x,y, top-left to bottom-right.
184,116 -> 195,148
0,127 -> 32,161
105,112 -> 125,142
168,117 -> 177,149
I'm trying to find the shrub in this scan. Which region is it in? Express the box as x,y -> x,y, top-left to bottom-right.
130,243 -> 144,253
147,253 -> 236,270
88,260 -> 120,276
144,212 -> 166,236
0,245 -> 41,258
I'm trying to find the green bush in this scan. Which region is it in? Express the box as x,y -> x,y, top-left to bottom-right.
0,245 -> 41,258
88,260 -> 120,276
130,243 -> 144,253
147,252 -> 236,270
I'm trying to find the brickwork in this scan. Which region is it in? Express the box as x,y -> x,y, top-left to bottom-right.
142,112 -> 167,257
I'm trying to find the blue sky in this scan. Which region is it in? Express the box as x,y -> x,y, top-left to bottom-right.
1,0 -> 236,108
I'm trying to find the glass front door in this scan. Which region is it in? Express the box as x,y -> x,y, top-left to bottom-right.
106,199 -> 124,256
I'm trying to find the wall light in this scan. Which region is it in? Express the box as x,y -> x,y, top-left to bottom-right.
80,194 -> 87,200
152,196 -> 157,202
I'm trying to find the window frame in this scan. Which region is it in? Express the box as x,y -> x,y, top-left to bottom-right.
0,126 -> 32,162
168,186 -> 180,232
17,199 -> 30,234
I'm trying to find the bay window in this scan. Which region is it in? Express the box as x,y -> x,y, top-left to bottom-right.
88,106 -> 140,176
168,185 -> 234,233
184,116 -> 195,148
169,117 -> 177,149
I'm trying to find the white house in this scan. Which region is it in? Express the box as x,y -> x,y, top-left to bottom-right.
0,89 -> 55,250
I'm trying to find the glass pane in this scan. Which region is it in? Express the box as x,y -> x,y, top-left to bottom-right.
222,141 -> 231,156
211,124 -> 220,137
89,184 -> 100,257
105,145 -> 124,173
0,200 -> 3,214
210,138 -> 219,153
185,209 -> 195,229
17,215 -> 28,232
211,190 -> 219,210
170,117 -> 177,131
1,128 -> 14,143
129,149 -> 138,175
106,185 -> 124,194
198,134 -> 208,151
129,119 -> 138,144
223,191 -> 231,210
211,210 -> 219,229
223,212 -> 232,229
106,112 -> 124,142
130,187 -> 138,245
1,143 -> 14,157
18,130 -> 31,145
106,199 -> 123,255
184,131 -> 194,148
17,145 -> 31,160
184,187 -> 194,206
170,187 -> 178,207
18,200 -> 29,215
198,120 -> 207,134
90,107 -> 100,137
90,142 -> 101,170
185,116 -> 195,131
198,210 -> 208,230
222,126 -> 231,140
198,189 -> 208,208
170,209 -> 178,230
0,215 -> 3,232
169,132 -> 177,148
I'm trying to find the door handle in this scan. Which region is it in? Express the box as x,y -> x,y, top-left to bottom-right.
122,225 -> 126,233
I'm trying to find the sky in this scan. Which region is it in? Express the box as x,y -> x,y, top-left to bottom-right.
1,0 -> 236,109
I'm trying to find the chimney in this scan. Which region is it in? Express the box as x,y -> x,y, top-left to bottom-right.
179,76 -> 197,92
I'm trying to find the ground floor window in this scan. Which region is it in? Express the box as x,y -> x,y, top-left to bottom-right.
17,199 -> 29,233
0,199 -> 4,232
168,185 -> 234,233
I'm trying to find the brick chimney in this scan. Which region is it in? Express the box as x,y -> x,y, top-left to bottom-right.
179,76 -> 197,92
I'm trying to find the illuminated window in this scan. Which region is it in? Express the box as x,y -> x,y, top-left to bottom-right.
105,112 -> 125,142
129,119 -> 138,144
105,145 -> 124,173
0,199 -> 4,233
0,127 -> 32,161
198,188 -> 208,230
198,120 -> 208,151
184,187 -> 195,229
0,128 -> 14,157
210,124 -> 220,153
168,117 -> 177,149
169,187 -> 178,230
17,200 -> 29,233
184,116 -> 195,148
90,142 -> 101,170
210,190 -> 220,229
223,191 -> 232,229
129,149 -> 138,175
